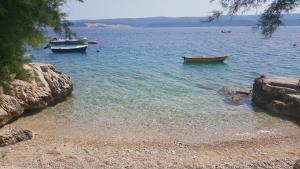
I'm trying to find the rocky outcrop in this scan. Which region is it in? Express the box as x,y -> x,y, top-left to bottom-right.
0,128 -> 32,146
0,63 -> 73,127
252,76 -> 300,120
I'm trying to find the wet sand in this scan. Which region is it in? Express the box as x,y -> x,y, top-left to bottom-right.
0,123 -> 300,169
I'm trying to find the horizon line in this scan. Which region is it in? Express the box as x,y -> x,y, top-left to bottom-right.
68,13 -> 300,21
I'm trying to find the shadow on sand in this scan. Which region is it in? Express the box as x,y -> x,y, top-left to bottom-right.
3,95 -> 75,127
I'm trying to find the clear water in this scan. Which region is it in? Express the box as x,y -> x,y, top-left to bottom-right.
25,26 -> 300,143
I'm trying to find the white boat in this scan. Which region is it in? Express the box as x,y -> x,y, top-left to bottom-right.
50,45 -> 88,53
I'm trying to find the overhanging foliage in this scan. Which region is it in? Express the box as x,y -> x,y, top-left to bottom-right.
0,0 -> 82,85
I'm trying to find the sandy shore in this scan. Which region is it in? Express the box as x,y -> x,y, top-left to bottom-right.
0,124 -> 300,169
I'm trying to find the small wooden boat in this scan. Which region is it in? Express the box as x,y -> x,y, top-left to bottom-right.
183,55 -> 228,63
51,45 -> 88,53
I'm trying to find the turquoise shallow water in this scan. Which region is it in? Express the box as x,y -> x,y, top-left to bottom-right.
27,26 -> 300,143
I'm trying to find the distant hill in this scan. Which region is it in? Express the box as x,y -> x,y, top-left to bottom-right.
71,14 -> 300,28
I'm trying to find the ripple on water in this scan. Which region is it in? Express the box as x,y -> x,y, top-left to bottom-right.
23,26 -> 300,143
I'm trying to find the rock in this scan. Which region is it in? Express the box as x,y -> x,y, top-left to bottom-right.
294,159 -> 300,169
222,87 -> 252,95
221,87 -> 252,105
224,94 -> 250,105
231,94 -> 244,103
196,84 -> 215,91
39,64 -> 73,100
0,63 -> 73,127
252,76 -> 300,120
0,95 -> 24,126
8,79 -> 52,109
0,108 -> 8,126
0,128 -> 33,147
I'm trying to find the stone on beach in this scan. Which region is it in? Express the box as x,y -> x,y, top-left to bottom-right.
252,76 -> 300,120
0,63 -> 73,127
0,128 -> 32,147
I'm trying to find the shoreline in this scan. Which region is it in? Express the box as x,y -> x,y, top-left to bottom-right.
0,123 -> 299,168
0,64 -> 300,168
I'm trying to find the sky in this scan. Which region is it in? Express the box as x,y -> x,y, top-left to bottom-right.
63,0 -> 227,20
62,0 -> 283,20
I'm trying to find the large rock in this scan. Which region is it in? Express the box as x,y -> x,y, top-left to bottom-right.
0,95 -> 24,125
252,76 -> 300,120
0,63 -> 73,127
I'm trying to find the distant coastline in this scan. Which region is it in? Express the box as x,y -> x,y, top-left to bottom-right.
70,14 -> 300,28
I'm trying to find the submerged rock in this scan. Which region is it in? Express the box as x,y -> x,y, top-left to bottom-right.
196,84 -> 216,91
231,94 -> 244,103
0,63 -> 73,127
0,128 -> 32,146
221,87 -> 252,105
252,76 -> 300,120
222,87 -> 252,95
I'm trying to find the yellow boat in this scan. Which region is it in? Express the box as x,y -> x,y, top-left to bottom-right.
183,55 -> 228,63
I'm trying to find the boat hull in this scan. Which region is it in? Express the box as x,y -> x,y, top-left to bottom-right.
183,56 -> 228,63
88,41 -> 97,44
51,46 -> 87,53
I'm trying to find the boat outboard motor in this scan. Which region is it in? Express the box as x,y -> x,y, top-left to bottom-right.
44,44 -> 50,49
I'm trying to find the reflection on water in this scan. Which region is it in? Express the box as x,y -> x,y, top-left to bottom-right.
17,26 -> 300,143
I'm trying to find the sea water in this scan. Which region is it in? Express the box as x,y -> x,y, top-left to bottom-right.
24,26 -> 300,143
